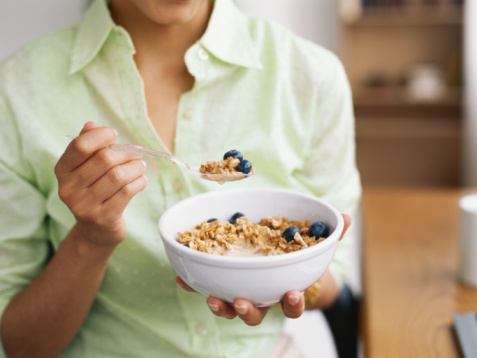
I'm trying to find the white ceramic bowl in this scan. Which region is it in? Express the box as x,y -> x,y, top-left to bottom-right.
159,188 -> 344,306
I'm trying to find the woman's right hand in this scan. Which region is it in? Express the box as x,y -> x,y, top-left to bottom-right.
55,122 -> 148,249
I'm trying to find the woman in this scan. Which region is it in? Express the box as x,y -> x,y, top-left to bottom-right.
0,0 -> 360,356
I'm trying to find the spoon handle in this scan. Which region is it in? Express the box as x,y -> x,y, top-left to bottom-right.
65,135 -> 191,170
110,144 -> 172,160
111,144 -> 192,170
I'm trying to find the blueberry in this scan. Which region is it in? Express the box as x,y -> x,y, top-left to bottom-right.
309,221 -> 330,239
283,226 -> 300,243
223,149 -> 243,161
229,212 -> 245,224
206,218 -> 218,223
236,159 -> 252,174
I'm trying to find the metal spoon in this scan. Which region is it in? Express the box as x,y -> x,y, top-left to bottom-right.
65,136 -> 253,183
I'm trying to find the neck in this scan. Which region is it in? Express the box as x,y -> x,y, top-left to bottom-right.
110,1 -> 212,69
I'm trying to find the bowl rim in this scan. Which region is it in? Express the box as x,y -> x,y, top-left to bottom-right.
158,188 -> 344,266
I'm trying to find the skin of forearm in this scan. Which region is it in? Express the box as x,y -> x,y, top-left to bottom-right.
0,224 -> 117,358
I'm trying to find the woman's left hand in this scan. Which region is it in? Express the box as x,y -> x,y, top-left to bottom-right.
176,214 -> 351,326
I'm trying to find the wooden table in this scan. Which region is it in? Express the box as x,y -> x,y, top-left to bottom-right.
362,189 -> 477,357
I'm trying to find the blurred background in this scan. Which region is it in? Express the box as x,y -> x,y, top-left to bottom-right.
1,0 -> 475,357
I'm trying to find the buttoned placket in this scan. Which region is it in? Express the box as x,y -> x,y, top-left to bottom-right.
168,43 -> 214,202
111,27 -> 193,209
173,44 -> 211,159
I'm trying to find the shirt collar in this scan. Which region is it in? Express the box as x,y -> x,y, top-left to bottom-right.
69,0 -> 115,75
69,0 -> 261,75
200,0 -> 262,69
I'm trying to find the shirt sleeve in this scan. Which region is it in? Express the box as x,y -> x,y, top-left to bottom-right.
0,95 -> 50,354
295,56 -> 362,290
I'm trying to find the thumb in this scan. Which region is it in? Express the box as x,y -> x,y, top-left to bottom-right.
79,121 -> 98,135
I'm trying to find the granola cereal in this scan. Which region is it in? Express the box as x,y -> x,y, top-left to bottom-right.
199,156 -> 241,175
177,214 -> 329,256
199,149 -> 253,178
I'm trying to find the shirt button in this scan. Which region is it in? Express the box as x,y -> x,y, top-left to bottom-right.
197,48 -> 209,61
195,322 -> 208,336
183,107 -> 193,120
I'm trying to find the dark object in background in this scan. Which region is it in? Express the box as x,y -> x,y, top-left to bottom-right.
362,73 -> 390,89
362,0 -> 462,7
323,285 -> 360,358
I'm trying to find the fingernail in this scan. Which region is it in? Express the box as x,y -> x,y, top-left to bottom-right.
208,302 -> 219,312
234,303 -> 248,315
141,160 -> 147,168
288,293 -> 301,306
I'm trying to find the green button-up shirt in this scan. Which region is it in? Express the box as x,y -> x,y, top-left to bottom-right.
0,0 -> 361,356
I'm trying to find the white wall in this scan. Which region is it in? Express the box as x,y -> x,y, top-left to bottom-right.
234,0 -> 341,55
464,0 -> 477,185
0,0 -> 89,60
